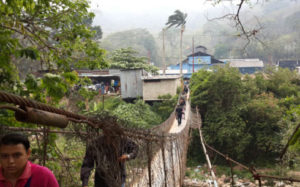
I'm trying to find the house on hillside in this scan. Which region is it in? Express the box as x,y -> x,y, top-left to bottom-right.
77,68 -> 148,99
76,69 -> 120,85
221,59 -> 264,74
166,45 -> 224,79
120,69 -> 149,99
277,60 -> 299,71
296,67 -> 300,74
76,68 -> 182,101
142,75 -> 181,101
120,69 -> 182,101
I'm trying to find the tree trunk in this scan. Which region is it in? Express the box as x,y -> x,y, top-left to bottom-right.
163,28 -> 166,75
180,27 -> 183,77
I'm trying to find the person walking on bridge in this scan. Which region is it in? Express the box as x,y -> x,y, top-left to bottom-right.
80,132 -> 138,187
176,105 -> 184,125
183,85 -> 188,94
179,97 -> 186,119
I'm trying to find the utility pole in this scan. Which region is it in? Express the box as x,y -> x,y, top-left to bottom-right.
148,50 -> 151,65
162,28 -> 166,75
192,36 -> 194,73
180,27 -> 183,77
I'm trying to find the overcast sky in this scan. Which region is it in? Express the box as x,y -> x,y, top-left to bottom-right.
90,0 -> 213,13
88,0 -> 286,36
89,0 -> 236,35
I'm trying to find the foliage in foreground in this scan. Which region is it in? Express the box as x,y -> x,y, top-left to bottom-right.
189,66 -> 300,163
0,0 -> 107,96
151,94 -> 178,120
79,94 -> 177,129
0,0 -> 108,185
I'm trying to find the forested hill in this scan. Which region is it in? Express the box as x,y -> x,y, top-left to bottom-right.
259,0 -> 300,35
198,0 -> 300,62
98,0 -> 300,67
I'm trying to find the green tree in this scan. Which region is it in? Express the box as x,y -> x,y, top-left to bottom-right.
264,67 -> 300,99
189,66 -> 289,161
241,93 -> 283,160
190,66 -> 243,119
0,1 -> 108,180
112,100 -> 163,128
83,16 -> 103,40
0,0 -> 108,95
151,94 -> 178,120
281,105 -> 300,154
166,10 -> 187,76
109,47 -> 158,73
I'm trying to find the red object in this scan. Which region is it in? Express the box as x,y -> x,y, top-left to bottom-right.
0,161 -> 59,187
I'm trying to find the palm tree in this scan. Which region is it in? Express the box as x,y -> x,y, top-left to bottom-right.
166,10 -> 187,77
162,27 -> 166,75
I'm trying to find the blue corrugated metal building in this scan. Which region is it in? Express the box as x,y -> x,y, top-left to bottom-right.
167,46 -> 224,78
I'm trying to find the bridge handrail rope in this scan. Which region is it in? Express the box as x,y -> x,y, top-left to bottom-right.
204,143 -> 300,184
0,90 -> 190,187
195,107 -> 218,187
0,91 -> 98,127
2,90 -> 300,186
194,106 -> 300,186
130,91 -> 190,186
0,126 -> 87,135
0,90 -> 183,141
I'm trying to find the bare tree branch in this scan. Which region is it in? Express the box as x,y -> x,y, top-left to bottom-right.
206,0 -> 265,48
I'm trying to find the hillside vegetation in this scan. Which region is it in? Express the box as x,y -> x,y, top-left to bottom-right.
188,66 -> 300,167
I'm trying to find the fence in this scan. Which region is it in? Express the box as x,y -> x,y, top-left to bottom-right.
0,90 -> 190,187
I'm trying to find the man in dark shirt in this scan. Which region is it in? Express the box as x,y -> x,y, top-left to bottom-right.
80,134 -> 138,187
176,105 -> 183,125
183,85 -> 188,94
179,98 -> 186,119
179,98 -> 186,107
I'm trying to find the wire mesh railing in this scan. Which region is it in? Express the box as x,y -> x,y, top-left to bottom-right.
0,90 -> 190,187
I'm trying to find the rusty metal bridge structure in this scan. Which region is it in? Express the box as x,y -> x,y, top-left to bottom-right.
0,90 -> 190,186
1,90 -> 300,187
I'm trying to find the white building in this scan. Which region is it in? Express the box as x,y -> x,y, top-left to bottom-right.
142,75 -> 181,101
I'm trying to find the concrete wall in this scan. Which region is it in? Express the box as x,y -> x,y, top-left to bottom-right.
120,69 -> 144,99
143,78 -> 181,101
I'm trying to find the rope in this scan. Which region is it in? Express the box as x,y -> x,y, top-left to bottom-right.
0,91 -> 98,128
195,107 -> 218,187
193,106 -> 300,185
0,90 -> 191,186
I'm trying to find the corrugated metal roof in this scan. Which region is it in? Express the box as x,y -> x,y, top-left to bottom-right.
76,69 -> 109,75
76,69 -> 120,77
142,75 -> 181,80
221,59 -> 264,68
159,69 -> 188,74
